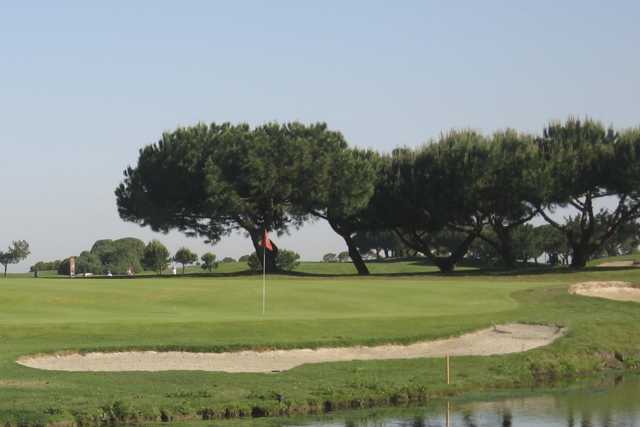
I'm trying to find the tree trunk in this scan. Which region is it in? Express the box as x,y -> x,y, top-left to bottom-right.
570,243 -> 590,268
497,231 -> 516,269
327,220 -> 369,275
3,264 -> 6,278
399,229 -> 477,273
343,233 -> 369,275
432,257 -> 455,273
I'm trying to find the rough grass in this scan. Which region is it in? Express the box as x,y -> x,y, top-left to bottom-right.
2,263 -> 640,425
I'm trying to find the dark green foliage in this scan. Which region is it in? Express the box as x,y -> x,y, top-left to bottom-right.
174,247 -> 197,274
75,251 -> 104,275
57,258 -> 72,275
599,220 -> 640,257
222,257 -> 236,263
30,260 -> 62,272
90,238 -> 145,274
247,249 -> 300,272
238,254 -> 251,262
0,240 -> 30,277
143,240 -> 170,273
304,148 -> 381,275
476,130 -> 541,267
116,122 -> 349,273
535,118 -> 640,267
275,249 -> 301,271
511,224 -> 544,263
200,252 -> 218,272
383,131 -> 488,272
353,231 -> 404,259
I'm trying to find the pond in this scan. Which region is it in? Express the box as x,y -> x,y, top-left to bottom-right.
275,375 -> 640,427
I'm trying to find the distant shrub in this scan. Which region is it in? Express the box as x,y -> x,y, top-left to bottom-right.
30,260 -> 62,272
201,253 -> 219,272
222,257 -> 236,263
247,249 -> 301,272
238,254 -> 251,262
143,240 -> 171,273
338,251 -> 350,262
322,253 -> 337,263
276,249 -> 301,271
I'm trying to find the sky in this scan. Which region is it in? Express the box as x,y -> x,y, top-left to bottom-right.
1,1 -> 639,272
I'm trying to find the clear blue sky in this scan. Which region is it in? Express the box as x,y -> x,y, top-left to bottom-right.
2,1 -> 639,271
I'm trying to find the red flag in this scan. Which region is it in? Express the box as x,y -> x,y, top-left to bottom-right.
259,229 -> 273,251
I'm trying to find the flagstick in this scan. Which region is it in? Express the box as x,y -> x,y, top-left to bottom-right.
262,247 -> 266,315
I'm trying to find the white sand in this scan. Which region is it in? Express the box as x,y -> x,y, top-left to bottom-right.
17,323 -> 564,373
569,281 -> 640,303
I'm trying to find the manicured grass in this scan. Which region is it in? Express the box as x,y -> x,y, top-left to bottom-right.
2,263 -> 640,425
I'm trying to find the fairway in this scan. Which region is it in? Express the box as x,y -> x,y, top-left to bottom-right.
3,266 -> 640,425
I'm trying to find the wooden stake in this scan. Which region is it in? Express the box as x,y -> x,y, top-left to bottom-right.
446,354 -> 450,385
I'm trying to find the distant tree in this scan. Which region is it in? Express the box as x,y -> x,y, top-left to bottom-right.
303,148 -> 381,275
143,240 -> 170,273
337,251 -> 350,262
353,230 -> 403,259
537,224 -> 570,265
534,119 -> 640,267
90,237 -> 145,274
222,257 -> 236,263
174,247 -> 198,274
0,240 -> 30,278
247,249 -> 301,272
468,233 -> 500,265
511,224 -> 544,264
599,220 -> 640,257
322,253 -> 337,263
30,260 -> 62,273
75,251 -> 104,275
57,258 -> 71,275
384,132 -> 488,272
201,252 -> 218,272
476,130 -> 541,268
116,122 -> 346,273
238,254 -> 251,262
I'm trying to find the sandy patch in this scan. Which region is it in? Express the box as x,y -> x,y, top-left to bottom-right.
17,324 -> 563,373
569,281 -> 640,303
598,261 -> 638,267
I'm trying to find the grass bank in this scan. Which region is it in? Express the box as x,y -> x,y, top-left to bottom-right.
1,264 -> 640,425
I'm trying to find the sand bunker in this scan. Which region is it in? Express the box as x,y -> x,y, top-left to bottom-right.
18,324 -> 563,373
598,261 -> 638,267
569,281 -> 640,303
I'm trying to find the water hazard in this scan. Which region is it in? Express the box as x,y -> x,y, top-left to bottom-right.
282,375 -> 640,427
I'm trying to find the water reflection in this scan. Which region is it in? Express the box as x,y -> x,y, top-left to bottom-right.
294,376 -> 640,427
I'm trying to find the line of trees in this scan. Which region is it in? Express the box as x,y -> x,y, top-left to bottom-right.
116,118 -> 640,274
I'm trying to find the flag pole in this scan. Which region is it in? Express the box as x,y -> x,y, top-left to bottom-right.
262,245 -> 266,315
